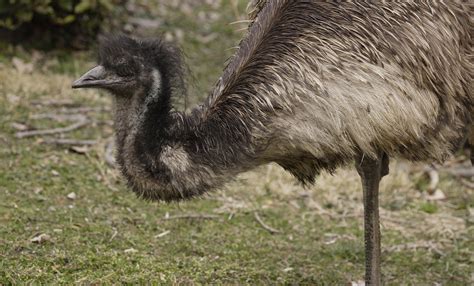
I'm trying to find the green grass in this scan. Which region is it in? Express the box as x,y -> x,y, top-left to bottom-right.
0,0 -> 473,284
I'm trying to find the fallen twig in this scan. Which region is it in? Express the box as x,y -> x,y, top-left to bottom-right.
58,106 -> 111,114
109,229 -> 118,242
384,241 -> 444,257
42,138 -> 97,146
31,99 -> 77,107
15,118 -> 88,138
460,179 -> 474,189
164,213 -> 219,220
155,230 -> 170,238
442,167 -> 474,178
254,212 -> 281,234
31,113 -> 85,122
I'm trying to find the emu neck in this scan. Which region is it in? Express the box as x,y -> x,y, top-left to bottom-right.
113,69 -> 174,191
135,70 -> 173,154
112,77 -> 262,202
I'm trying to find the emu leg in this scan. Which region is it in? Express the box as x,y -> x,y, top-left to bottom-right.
469,125 -> 474,165
355,152 -> 389,286
471,148 -> 474,166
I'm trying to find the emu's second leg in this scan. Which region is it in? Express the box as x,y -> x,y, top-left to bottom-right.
355,152 -> 389,286
469,125 -> 474,165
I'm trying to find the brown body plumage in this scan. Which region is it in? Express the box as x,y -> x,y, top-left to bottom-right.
230,0 -> 473,177
118,1 -> 472,201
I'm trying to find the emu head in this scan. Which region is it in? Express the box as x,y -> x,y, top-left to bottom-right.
72,34 -> 184,100
73,35 -> 147,96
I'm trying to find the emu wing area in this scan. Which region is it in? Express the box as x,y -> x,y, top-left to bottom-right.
203,1 -> 471,167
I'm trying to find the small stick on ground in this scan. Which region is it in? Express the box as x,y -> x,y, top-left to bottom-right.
42,139 -> 97,146
442,167 -> 474,178
58,106 -> 111,114
155,230 -> 171,238
31,99 -> 77,107
459,179 -> 474,189
16,118 -> 89,138
31,113 -> 85,122
109,229 -> 118,242
164,213 -> 219,220
254,212 -> 281,234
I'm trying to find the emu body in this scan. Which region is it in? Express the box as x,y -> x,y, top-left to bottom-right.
73,1 -> 472,284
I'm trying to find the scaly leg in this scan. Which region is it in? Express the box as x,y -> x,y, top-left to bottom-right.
355,152 -> 389,286
468,125 -> 474,165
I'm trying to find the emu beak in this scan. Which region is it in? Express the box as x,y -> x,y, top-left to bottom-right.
72,65 -> 109,89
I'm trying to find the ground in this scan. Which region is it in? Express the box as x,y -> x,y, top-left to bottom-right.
0,0 -> 473,284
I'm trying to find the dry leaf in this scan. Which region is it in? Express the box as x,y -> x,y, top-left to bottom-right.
67,192 -> 77,200
124,248 -> 138,254
70,146 -> 89,154
11,122 -> 28,131
30,233 -> 51,244
324,236 -> 338,245
425,189 -> 446,201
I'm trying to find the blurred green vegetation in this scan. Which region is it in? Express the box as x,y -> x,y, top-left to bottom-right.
0,0 -> 124,49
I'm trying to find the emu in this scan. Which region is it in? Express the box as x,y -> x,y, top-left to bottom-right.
72,1 -> 472,284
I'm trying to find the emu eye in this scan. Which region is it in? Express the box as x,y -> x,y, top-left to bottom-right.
113,57 -> 137,77
115,66 -> 133,77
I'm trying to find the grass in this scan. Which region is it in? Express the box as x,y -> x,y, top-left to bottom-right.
0,0 -> 473,284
